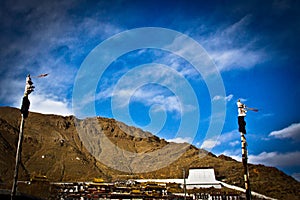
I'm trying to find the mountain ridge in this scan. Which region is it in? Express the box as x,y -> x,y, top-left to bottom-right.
0,106 -> 299,199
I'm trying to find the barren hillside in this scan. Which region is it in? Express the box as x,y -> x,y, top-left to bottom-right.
0,107 -> 299,199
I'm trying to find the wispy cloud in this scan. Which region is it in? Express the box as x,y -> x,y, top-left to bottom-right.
248,151 -> 300,167
201,129 -> 240,150
100,84 -> 181,114
133,89 -> 181,113
199,15 -> 269,71
210,47 -> 267,71
269,123 -> 300,141
151,52 -> 200,80
219,149 -> 300,180
219,150 -> 300,169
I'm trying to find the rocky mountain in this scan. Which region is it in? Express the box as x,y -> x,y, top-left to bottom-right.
0,107 -> 299,199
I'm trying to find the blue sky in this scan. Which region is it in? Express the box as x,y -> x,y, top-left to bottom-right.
0,0 -> 299,180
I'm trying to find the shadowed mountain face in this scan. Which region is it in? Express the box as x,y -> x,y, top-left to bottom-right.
0,107 -> 299,199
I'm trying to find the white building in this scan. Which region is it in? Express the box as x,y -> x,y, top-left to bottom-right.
136,168 -> 222,189
185,168 -> 221,189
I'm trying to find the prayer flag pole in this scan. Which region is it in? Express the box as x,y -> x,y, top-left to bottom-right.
11,74 -> 34,199
237,99 -> 258,200
240,132 -> 251,200
11,74 -> 47,199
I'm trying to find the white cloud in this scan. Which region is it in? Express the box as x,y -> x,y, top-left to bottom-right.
31,94 -> 73,116
248,151 -> 300,167
218,143 -> 300,171
218,150 -> 300,169
201,139 -> 221,149
14,93 -> 73,116
217,150 -> 300,182
269,123 -> 300,141
167,137 -> 193,144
